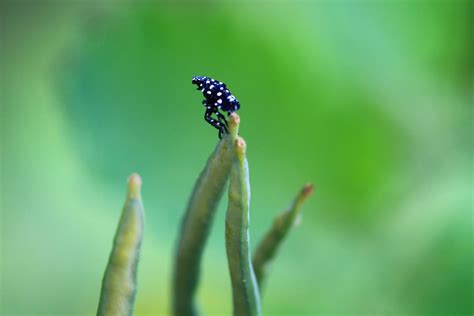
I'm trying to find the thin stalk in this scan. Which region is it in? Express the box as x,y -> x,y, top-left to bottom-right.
173,114 -> 240,316
226,137 -> 261,316
252,184 -> 313,292
97,173 -> 145,316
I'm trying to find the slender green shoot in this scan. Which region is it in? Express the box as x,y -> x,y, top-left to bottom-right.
226,137 -> 261,316
252,183 -> 313,291
97,173 -> 145,316
173,114 -> 240,316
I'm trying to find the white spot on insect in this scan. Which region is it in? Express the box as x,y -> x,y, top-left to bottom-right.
217,92 -> 222,96
207,91 -> 211,95
225,89 -> 229,93
210,119 -> 214,122
217,99 -> 222,104
220,87 -> 224,90
206,80 -> 210,84
210,85 -> 214,89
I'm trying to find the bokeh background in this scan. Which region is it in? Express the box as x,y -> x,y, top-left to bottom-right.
1,1 -> 472,315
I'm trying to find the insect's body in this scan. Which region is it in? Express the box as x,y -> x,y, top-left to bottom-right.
192,76 -> 240,138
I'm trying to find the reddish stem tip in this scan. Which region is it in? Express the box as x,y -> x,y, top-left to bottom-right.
302,183 -> 314,197
235,136 -> 246,154
229,113 -> 240,126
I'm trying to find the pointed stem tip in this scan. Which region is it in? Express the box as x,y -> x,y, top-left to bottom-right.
302,183 -> 314,198
228,113 -> 240,139
127,173 -> 142,199
229,112 -> 240,126
235,137 -> 246,157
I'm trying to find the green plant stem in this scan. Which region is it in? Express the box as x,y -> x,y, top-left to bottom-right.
226,137 -> 261,316
97,173 -> 145,316
173,114 -> 240,316
252,183 -> 313,292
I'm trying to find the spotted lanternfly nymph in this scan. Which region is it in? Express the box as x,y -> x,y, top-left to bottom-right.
192,76 -> 240,138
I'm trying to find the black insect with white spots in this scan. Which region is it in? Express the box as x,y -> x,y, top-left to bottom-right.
192,76 -> 240,138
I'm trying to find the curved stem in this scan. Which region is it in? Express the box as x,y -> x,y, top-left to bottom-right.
97,173 -> 145,316
252,183 -> 313,292
226,137 -> 261,316
173,114 -> 240,316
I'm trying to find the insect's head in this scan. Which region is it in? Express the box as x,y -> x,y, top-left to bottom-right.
192,76 -> 206,89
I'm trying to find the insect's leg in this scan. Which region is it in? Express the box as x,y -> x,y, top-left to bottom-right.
214,109 -> 229,134
204,109 -> 225,138
204,109 -> 220,130
214,109 -> 228,126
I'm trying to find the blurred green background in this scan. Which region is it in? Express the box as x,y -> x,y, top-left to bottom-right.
1,1 -> 472,315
